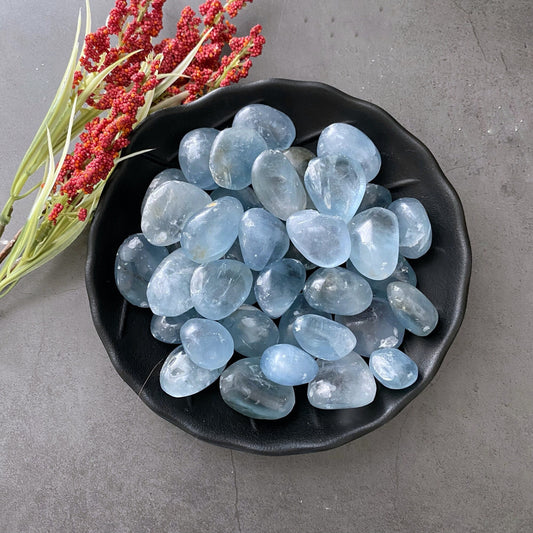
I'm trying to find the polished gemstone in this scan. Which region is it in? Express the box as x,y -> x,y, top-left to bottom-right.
141,168 -> 185,212
178,127 -> 219,189
356,183 -> 392,213
260,344 -> 318,386
369,348 -> 418,389
210,186 -> 262,210
150,308 -> 200,344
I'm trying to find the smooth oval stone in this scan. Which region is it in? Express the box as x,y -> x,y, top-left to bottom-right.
356,183 -> 392,213
348,207 -> 399,280
307,351 -> 377,409
190,259 -> 253,320
210,186 -> 262,210
233,104 -> 296,150
219,358 -> 295,419
303,267 -> 373,316
178,127 -> 219,189
369,347 -> 418,389
286,210 -> 351,268
180,318 -> 234,370
114,233 -> 169,307
141,180 -> 211,246
209,127 -> 268,190
388,197 -> 432,259
146,249 -> 197,316
238,208 -> 290,271
284,242 -> 317,270
261,344 -> 318,386
335,297 -> 405,357
293,314 -> 356,361
150,308 -> 200,344
141,168 -> 186,212
221,305 -> 279,357
304,155 -> 366,221
160,345 -> 224,397
251,150 -> 307,220
387,281 -> 439,336
317,123 -> 381,182
181,196 -> 244,263
254,259 -> 306,318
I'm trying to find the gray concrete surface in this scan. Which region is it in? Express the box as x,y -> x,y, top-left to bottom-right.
1,1 -> 532,531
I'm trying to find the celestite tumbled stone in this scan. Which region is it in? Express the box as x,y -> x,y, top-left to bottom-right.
160,345 -> 224,398
141,180 -> 210,246
261,344 -> 318,386
190,259 -> 253,320
348,207 -> 399,280
254,259 -> 306,318
233,104 -> 296,150
141,168 -> 185,212
303,267 -> 372,316
304,155 -> 366,221
286,210 -> 351,268
307,352 -> 377,409
317,123 -> 381,182
180,318 -> 234,370
251,150 -> 307,220
387,281 -> 439,336
178,127 -> 219,190
150,308 -> 200,344
369,348 -> 418,389
238,208 -> 289,271
335,297 -> 405,357
356,183 -> 392,214
209,127 -> 268,190
293,314 -> 357,361
210,186 -> 261,210
388,197 -> 432,259
219,358 -> 295,419
114,233 -> 169,307
181,196 -> 244,263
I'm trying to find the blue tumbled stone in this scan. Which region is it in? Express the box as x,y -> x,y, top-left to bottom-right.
150,308 -> 200,344
178,127 -> 219,190
210,186 -> 262,210
356,183 -> 392,213
141,168 -> 186,213
261,344 -> 318,386
369,348 -> 418,389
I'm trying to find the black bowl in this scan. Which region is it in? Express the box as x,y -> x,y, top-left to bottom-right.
86,79 -> 471,455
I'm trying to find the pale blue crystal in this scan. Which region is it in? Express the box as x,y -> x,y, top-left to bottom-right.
150,309 -> 200,344
293,314 -> 356,360
387,281 -> 439,336
356,183 -> 392,213
348,207 -> 399,280
210,186 -> 261,210
251,150 -> 307,220
233,104 -> 296,150
307,352 -> 377,409
283,146 -> 316,208
141,168 -> 185,212
303,267 -> 372,316
254,258 -> 306,318
114,233 -> 169,307
190,259 -> 253,320
369,348 -> 418,389
209,127 -> 267,190
219,358 -> 295,419
260,344 -> 318,386
181,196 -> 244,263
178,127 -> 219,190
238,208 -> 289,271
286,210 -> 351,268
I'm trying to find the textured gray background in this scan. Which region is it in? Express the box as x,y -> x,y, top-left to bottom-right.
1,1 -> 532,532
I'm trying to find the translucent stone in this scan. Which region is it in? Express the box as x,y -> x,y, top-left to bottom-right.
293,314 -> 356,361
286,210 -> 351,268
141,168 -> 185,212
307,352 -> 377,409
303,267 -> 372,316
356,183 -> 392,213
260,344 -> 318,386
221,305 -> 279,357
190,259 -> 253,320
317,123 -> 381,182
219,358 -> 295,419
238,208 -> 289,271
335,297 -> 405,357
304,155 -> 366,221
160,345 -> 224,398
181,196 -> 244,263
284,242 -> 317,270
348,207 -> 399,280
251,150 -> 307,220
388,197 -> 432,259
233,104 -> 296,150
178,127 -> 219,190
210,186 -> 262,210
254,259 -> 306,318
283,146 -> 316,208
209,127 -> 268,190
114,233 -> 169,308
150,309 -> 200,344
146,249 -> 198,317
141,180 -> 210,246
369,348 -> 418,389
180,318 -> 234,370
387,281 -> 439,336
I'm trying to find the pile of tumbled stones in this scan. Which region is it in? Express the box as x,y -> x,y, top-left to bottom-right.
114,103 -> 438,420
